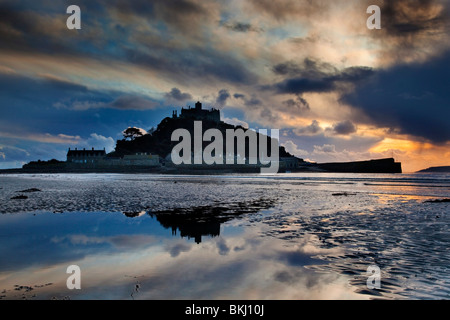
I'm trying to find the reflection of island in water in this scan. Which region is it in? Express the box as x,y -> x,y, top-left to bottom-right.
141,199 -> 274,243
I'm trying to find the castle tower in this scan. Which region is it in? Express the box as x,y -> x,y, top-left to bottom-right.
195,101 -> 202,111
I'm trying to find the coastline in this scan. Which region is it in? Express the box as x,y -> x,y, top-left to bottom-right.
0,158 -> 402,175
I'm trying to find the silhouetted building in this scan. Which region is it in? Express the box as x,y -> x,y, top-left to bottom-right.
173,101 -> 220,123
67,147 -> 106,164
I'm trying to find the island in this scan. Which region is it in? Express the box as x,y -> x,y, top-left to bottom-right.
417,166 -> 450,173
1,101 -> 402,174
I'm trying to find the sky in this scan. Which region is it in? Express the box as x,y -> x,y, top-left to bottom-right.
0,0 -> 449,172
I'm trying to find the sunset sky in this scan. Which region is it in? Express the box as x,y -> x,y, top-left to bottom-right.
0,0 -> 449,172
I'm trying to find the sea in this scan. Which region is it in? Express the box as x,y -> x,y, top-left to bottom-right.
0,172 -> 449,300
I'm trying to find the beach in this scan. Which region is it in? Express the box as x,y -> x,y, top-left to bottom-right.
0,173 -> 449,299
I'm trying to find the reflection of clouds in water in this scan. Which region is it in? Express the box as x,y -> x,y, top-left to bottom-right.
125,231 -> 361,300
216,237 -> 230,256
0,214 -> 362,300
165,241 -> 192,257
2,173 -> 449,299
61,234 -> 158,249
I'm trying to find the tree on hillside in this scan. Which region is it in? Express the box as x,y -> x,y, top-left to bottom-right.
123,127 -> 145,141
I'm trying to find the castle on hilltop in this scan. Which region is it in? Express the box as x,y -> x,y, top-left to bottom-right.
172,101 -> 220,123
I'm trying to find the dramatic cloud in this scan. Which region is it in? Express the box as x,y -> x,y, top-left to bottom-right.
216,89 -> 231,108
293,120 -> 323,136
281,96 -> 310,113
273,65 -> 374,95
164,88 -> 193,102
368,0 -> 450,64
381,0 -> 448,36
331,120 -> 357,135
233,93 -> 262,108
283,140 -> 309,158
124,46 -> 257,86
342,50 -> 450,143
0,0 -> 448,170
272,58 -> 338,79
222,21 -> 262,33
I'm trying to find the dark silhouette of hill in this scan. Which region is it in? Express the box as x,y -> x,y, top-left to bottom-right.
109,116 -> 293,160
0,103 -> 403,174
417,166 -> 450,173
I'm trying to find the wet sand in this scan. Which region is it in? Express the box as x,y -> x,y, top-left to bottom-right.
0,173 -> 449,299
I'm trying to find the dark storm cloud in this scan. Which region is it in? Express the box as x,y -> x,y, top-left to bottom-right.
216,89 -> 231,107
274,77 -> 334,95
0,1 -> 108,55
271,59 -> 374,95
164,88 -> 193,102
342,50 -> 450,143
281,96 -> 310,113
331,120 -> 357,135
233,93 -> 262,108
124,47 -> 256,85
367,0 -> 450,60
0,0 -> 257,88
223,21 -> 262,33
0,3 -> 62,53
378,0 -> 449,37
272,58 -> 337,79
293,120 -> 323,136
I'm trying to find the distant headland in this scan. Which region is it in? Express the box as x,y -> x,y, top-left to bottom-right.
1,101 -> 402,174
417,166 -> 450,173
